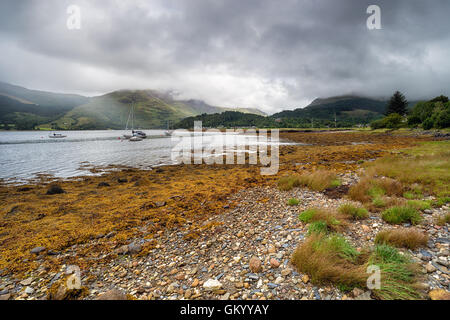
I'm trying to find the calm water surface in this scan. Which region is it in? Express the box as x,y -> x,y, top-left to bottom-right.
0,130 -> 292,183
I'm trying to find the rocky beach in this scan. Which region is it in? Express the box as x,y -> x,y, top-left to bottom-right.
0,130 -> 449,301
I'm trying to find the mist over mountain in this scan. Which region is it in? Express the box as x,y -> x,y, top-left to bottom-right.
0,82 -> 265,130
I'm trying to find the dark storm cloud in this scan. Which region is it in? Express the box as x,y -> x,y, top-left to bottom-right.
0,0 -> 449,113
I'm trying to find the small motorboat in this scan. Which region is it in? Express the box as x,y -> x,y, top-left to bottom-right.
49,133 -> 67,139
129,136 -> 143,142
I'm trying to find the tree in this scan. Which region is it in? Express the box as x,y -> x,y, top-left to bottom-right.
430,95 -> 449,103
386,91 -> 408,116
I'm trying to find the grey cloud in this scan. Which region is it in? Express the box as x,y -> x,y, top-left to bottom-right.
0,0 -> 449,113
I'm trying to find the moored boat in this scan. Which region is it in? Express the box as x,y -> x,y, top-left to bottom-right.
49,133 -> 67,139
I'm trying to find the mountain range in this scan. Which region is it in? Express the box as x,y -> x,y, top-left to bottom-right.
0,82 -> 265,130
175,95 -> 424,129
1,81 -> 425,130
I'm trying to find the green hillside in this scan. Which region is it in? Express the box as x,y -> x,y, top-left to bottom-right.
272,96 -> 387,125
0,82 -> 89,130
44,90 -> 265,130
175,95 -> 427,129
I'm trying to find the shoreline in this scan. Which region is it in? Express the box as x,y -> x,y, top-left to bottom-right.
1,130 -> 448,300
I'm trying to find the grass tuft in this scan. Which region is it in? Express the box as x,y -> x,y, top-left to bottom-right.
406,200 -> 431,211
375,228 -> 428,250
307,220 -> 329,235
433,196 -> 450,208
348,177 -> 404,205
297,170 -> 341,191
338,203 -> 369,220
381,206 -> 422,225
298,208 -> 347,232
435,213 -> 450,226
291,233 -> 426,299
277,175 -> 300,191
287,198 -> 300,206
291,234 -> 366,287
368,244 -> 424,300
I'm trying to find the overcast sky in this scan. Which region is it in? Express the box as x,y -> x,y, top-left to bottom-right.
0,0 -> 449,114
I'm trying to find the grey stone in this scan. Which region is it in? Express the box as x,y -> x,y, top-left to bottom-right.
96,289 -> 127,300
24,286 -> 34,295
30,247 -> 46,254
127,243 -> 142,254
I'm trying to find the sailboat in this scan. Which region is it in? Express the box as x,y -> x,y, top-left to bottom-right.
123,101 -> 147,141
164,120 -> 173,136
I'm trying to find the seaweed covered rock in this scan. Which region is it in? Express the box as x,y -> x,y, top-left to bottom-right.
47,266 -> 87,300
46,184 -> 65,195
97,182 -> 110,187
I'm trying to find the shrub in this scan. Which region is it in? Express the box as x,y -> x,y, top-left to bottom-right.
422,118 -> 434,130
434,107 -> 450,128
370,113 -> 404,129
381,206 -> 422,225
287,198 -> 300,206
278,175 -> 300,191
338,204 -> 369,220
375,228 -> 429,250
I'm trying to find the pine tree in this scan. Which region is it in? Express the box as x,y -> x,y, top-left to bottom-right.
386,91 -> 408,116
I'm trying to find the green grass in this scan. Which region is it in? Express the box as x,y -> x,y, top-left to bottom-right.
317,234 -> 360,263
298,208 -> 345,232
435,213 -> 450,226
365,141 -> 450,197
406,200 -> 431,211
307,221 -> 329,235
330,179 -> 342,188
291,233 -> 366,288
368,245 -> 423,300
278,175 -> 300,191
298,209 -> 318,223
338,204 -> 369,220
381,206 -> 422,225
372,197 -> 386,208
287,198 -> 300,206
297,170 -> 341,191
292,235 -> 425,299
433,196 -> 450,207
368,186 -> 386,198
